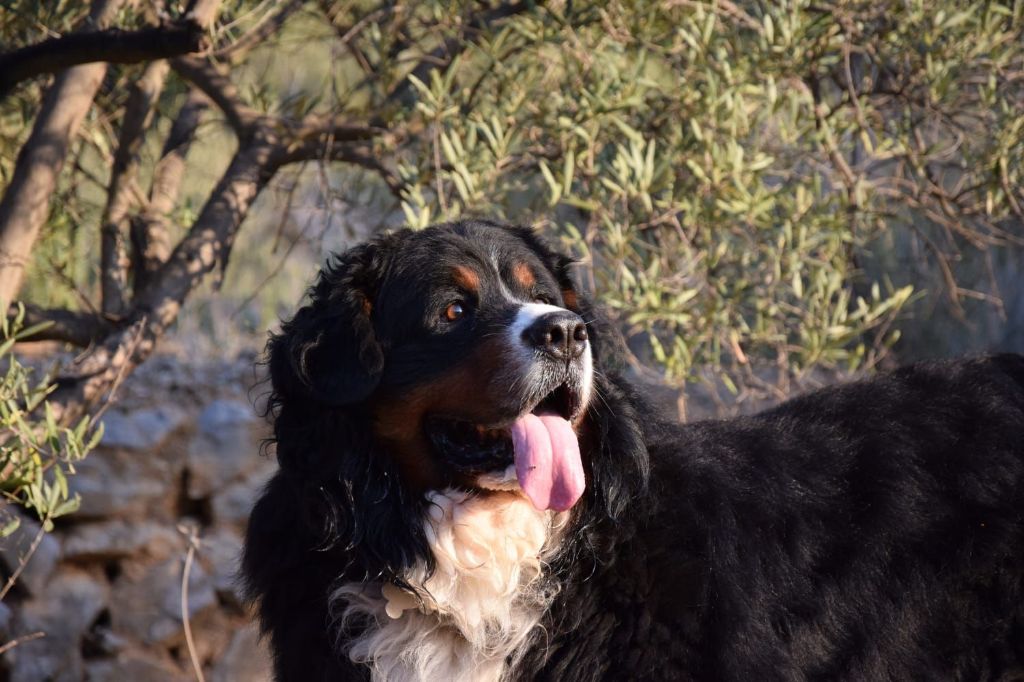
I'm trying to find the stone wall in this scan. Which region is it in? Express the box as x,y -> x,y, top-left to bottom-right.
0,355 -> 275,681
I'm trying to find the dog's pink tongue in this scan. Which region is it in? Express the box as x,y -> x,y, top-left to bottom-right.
511,413 -> 585,511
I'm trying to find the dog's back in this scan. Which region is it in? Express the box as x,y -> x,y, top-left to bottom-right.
523,354 -> 1024,680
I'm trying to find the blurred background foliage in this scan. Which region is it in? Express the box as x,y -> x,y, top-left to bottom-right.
2,0 -> 1023,403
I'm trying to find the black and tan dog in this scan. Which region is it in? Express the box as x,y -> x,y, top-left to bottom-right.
243,219 -> 1024,681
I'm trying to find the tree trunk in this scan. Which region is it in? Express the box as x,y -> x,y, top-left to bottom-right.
0,0 -> 124,306
50,135 -> 280,424
131,89 -> 209,295
100,59 -> 170,317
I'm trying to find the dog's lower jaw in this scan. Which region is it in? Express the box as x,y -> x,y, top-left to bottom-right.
331,488 -> 566,682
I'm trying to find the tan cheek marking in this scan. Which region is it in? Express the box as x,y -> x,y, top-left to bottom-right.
372,391 -> 437,490
452,265 -> 480,293
513,262 -> 536,289
372,338 -> 509,492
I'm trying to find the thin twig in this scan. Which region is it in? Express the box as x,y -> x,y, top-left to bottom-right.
0,631 -> 46,656
42,253 -> 100,316
269,164 -> 306,253
0,515 -> 50,601
179,523 -> 206,682
170,55 -> 259,135
231,205 -> 317,318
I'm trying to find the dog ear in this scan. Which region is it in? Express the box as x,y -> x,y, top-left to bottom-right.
269,241 -> 388,406
539,249 -> 602,357
550,253 -> 583,313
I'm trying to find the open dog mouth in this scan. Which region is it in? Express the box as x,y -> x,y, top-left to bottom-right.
426,381 -> 586,511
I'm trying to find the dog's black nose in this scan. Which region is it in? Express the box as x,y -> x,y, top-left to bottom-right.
523,311 -> 588,361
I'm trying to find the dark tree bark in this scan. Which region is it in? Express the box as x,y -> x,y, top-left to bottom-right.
6,304 -> 111,347
0,21 -> 208,99
50,136 -> 281,423
101,60 -> 171,317
131,90 -> 210,295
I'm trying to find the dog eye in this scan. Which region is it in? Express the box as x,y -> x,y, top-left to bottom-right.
444,302 -> 466,321
533,294 -> 551,305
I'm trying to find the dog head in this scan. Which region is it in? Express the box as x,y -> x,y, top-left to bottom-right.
269,220 -> 603,513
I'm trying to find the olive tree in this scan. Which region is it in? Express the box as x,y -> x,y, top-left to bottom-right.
0,0 -> 1020,468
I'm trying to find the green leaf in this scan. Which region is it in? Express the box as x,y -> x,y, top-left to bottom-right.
538,160 -> 562,206
0,516 -> 21,538
562,148 -> 575,196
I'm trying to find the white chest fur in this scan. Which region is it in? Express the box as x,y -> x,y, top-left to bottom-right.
331,489 -> 564,682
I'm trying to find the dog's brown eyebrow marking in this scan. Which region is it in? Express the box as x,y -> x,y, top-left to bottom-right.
513,262 -> 536,288
452,265 -> 480,292
561,288 -> 578,310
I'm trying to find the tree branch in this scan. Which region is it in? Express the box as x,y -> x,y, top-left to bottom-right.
269,114 -> 402,196
214,0 -> 308,62
272,137 -> 404,197
275,114 -> 389,158
33,0 -> 525,425
101,60 -> 170,318
331,145 -> 407,199
171,55 -> 260,135
171,56 -> 398,193
49,135 -> 280,423
6,304 -> 112,347
132,89 -> 209,295
383,0 -> 534,108
0,20 -> 209,99
143,134 -> 279,305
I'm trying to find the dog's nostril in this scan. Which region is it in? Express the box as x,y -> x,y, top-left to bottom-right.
573,324 -> 587,343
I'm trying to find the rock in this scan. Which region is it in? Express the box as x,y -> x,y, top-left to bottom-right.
211,461 -> 276,529
198,400 -> 256,434
110,555 -> 217,646
0,368 -> 288,680
0,513 -> 61,597
82,624 -> 129,658
99,405 -> 188,451
187,400 -> 265,498
68,446 -> 182,519
198,527 -> 244,605
84,652 -> 190,682
0,601 -> 11,639
61,520 -> 182,563
174,606 -> 234,671
7,567 -> 109,682
210,623 -> 273,682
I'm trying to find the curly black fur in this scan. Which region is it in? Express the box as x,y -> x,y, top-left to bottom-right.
243,220 -> 1024,681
